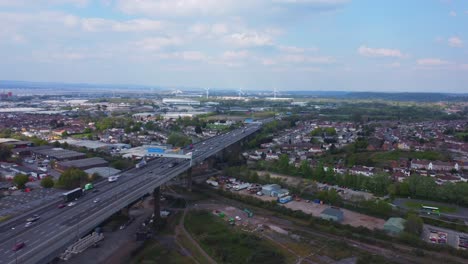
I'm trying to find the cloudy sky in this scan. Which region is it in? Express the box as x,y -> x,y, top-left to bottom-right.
0,0 -> 467,92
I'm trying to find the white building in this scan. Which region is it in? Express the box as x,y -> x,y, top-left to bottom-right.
162,98 -> 200,106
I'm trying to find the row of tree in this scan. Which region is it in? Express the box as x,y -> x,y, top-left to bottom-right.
259,156 -> 468,207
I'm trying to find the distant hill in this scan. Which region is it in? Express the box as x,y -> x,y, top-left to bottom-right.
343,92 -> 468,102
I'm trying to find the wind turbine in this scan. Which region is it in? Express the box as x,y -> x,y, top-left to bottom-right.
273,87 -> 279,99
238,88 -> 245,99
204,87 -> 210,99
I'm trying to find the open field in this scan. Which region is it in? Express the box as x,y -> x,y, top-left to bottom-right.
185,210 -> 289,264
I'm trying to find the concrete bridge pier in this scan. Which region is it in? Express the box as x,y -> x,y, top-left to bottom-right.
186,167 -> 193,192
153,186 -> 161,223
120,205 -> 131,217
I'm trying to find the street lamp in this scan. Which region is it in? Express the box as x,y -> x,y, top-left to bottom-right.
12,227 -> 17,264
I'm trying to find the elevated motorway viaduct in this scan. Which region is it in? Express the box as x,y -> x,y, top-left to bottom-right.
0,120 -> 269,264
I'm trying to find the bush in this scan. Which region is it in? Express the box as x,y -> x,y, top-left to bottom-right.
40,176 -> 54,188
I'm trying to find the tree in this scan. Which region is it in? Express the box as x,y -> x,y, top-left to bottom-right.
404,214 -> 423,236
0,145 -> 12,161
57,168 -> 88,190
277,154 -> 290,174
299,160 -> 312,178
40,176 -> 54,188
369,173 -> 392,196
195,125 -> 203,134
13,174 -> 29,189
90,172 -> 102,181
167,133 -> 192,147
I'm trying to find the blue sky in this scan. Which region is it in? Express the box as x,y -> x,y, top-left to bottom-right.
0,0 -> 467,92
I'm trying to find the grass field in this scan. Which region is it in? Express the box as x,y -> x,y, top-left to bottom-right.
404,201 -> 457,213
185,210 -> 288,264
131,241 -> 194,264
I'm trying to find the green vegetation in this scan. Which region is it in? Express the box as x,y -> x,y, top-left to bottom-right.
372,150 -> 449,162
0,144 -> 12,161
167,133 -> 192,148
404,201 -> 456,213
185,210 -> 286,264
318,102 -> 459,122
40,176 -> 55,188
404,214 -> 424,236
131,241 -> 194,264
13,174 -> 29,189
310,127 -> 336,136
0,215 -> 11,222
56,168 -> 88,189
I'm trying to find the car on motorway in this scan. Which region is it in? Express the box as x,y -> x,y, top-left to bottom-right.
93,198 -> 100,203
25,222 -> 34,227
12,242 -> 25,252
108,176 -> 119,182
168,163 -> 176,168
92,189 -> 99,193
58,203 -> 66,208
26,214 -> 40,222
68,202 -> 76,207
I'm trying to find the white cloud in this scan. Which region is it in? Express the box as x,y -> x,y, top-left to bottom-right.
261,58 -> 276,65
134,37 -> 183,51
281,54 -> 335,64
273,0 -> 348,4
211,24 -> 229,35
0,0 -> 89,8
385,62 -> 401,68
358,45 -> 404,58
81,18 -> 163,32
449,11 -> 457,17
278,45 -> 305,53
117,0 -> 349,17
227,32 -> 273,47
221,50 -> 249,60
189,23 -> 229,35
112,19 -> 163,32
117,0 -> 238,16
417,58 -> 450,66
448,36 -> 463,47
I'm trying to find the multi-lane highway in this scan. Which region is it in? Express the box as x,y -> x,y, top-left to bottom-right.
0,121 -> 265,264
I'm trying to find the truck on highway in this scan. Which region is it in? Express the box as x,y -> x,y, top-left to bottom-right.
62,188 -> 83,203
278,195 -> 292,204
136,160 -> 147,169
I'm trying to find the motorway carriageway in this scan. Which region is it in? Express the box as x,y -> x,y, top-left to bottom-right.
0,123 -> 261,264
